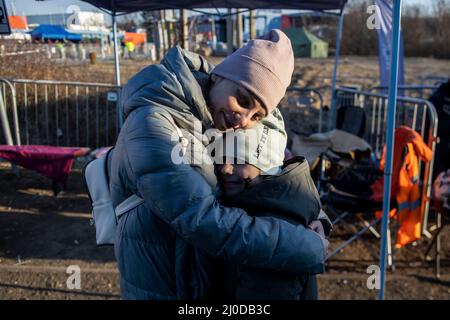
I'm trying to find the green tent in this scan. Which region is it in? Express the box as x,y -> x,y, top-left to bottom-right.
284,27 -> 329,58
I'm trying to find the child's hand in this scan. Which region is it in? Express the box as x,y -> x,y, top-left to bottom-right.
309,220 -> 328,258
309,220 -> 325,238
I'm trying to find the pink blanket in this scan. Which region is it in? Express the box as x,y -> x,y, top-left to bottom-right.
0,145 -> 89,183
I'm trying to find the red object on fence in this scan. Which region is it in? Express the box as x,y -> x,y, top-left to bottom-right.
0,145 -> 90,183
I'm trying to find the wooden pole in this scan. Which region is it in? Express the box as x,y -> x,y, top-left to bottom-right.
180,9 -> 188,49
161,10 -> 168,54
153,11 -> 162,60
226,8 -> 234,55
236,10 -> 243,48
249,9 -> 257,39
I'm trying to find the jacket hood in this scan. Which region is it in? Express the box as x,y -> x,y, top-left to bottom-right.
225,157 -> 321,226
119,46 -> 215,129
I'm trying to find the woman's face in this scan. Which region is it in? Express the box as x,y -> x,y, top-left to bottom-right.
208,76 -> 268,131
218,163 -> 263,198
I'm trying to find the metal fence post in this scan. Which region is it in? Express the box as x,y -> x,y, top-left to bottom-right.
328,12 -> 345,131
0,87 -> 14,145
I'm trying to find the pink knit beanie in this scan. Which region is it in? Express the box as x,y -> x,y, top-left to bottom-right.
212,29 -> 294,113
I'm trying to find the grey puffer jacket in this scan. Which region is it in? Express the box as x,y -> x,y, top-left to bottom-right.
110,46 -> 326,300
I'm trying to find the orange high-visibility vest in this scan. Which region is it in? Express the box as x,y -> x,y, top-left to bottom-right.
371,126 -> 432,248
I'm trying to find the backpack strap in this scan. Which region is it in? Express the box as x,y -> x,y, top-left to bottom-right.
115,194 -> 145,219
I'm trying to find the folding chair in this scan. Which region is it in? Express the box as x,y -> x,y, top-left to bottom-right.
307,110 -> 394,263
318,150 -> 397,266
336,104 -> 366,138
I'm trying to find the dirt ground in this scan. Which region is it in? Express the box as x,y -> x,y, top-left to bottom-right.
0,56 -> 449,300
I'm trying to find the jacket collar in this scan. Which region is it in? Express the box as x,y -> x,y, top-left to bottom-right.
121,46 -> 214,130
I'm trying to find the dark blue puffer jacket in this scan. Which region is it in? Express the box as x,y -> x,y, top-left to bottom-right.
110,46 -> 326,300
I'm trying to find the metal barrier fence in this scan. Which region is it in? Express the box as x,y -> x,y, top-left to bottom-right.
0,78 -> 20,146
333,87 -> 438,232
280,87 -> 325,135
0,79 -> 121,149
370,84 -> 440,100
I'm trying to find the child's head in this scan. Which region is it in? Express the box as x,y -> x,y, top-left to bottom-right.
213,110 -> 287,197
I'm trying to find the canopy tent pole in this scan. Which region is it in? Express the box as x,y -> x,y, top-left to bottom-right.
112,14 -> 121,87
378,0 -> 403,300
328,11 -> 344,131
112,13 -> 123,128
211,15 -> 217,51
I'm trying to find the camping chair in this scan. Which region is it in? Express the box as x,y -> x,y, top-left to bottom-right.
319,151 -> 398,265
293,102 -> 396,263
336,104 -> 367,138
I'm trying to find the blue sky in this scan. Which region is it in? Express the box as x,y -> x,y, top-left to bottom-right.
5,0 -> 428,16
